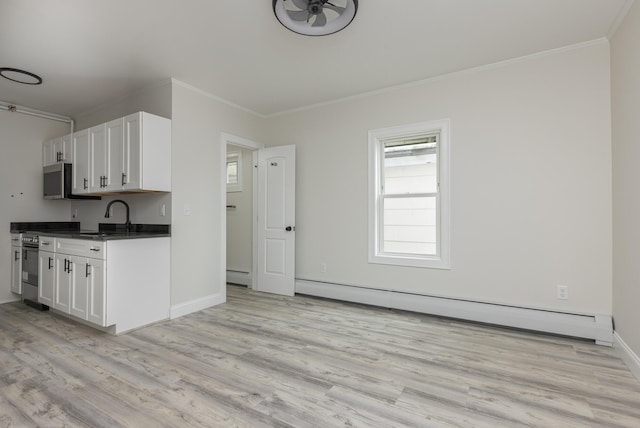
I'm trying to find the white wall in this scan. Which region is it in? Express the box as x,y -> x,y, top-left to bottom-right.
170,82 -> 264,309
74,79 -> 172,129
265,41 -> 612,315
226,144 -> 253,274
0,110 -> 71,303
611,1 -> 640,359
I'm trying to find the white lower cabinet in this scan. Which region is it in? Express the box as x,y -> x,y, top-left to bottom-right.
38,236 -> 169,333
10,245 -> 22,295
52,239 -> 107,326
54,253 -> 73,313
69,257 -> 105,324
38,250 -> 55,306
86,259 -> 106,325
10,233 -> 22,295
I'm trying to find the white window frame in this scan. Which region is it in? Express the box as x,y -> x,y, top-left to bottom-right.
226,151 -> 243,192
368,119 -> 451,269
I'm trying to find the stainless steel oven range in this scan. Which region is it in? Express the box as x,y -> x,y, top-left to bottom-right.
21,233 -> 48,311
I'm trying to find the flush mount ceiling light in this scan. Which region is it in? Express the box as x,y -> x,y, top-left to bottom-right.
0,67 -> 43,85
273,0 -> 358,36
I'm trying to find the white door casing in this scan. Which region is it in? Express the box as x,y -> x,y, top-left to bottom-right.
256,145 -> 296,296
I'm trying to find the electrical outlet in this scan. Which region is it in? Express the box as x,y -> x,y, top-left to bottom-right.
160,204 -> 166,217
557,285 -> 569,300
320,263 -> 327,273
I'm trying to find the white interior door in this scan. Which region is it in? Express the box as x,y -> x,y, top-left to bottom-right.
255,145 -> 296,296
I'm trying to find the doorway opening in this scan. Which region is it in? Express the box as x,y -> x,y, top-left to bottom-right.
221,133 -> 297,296
221,133 -> 262,290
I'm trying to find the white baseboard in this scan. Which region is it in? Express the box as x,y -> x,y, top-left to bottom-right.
295,280 -> 613,346
170,292 -> 226,319
0,296 -> 20,305
227,270 -> 252,287
614,332 -> 640,382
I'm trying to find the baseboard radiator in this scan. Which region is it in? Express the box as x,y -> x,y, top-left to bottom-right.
295,279 -> 613,346
227,270 -> 252,287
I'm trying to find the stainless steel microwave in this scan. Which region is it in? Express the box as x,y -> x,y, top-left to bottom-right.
43,163 -> 100,200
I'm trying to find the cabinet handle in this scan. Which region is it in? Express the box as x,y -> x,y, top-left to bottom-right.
64,259 -> 68,272
84,178 -> 88,189
85,263 -> 91,277
14,250 -> 19,261
67,259 -> 72,273
11,238 -> 18,242
56,151 -> 62,162
48,257 -> 53,270
41,242 -> 50,246
90,247 -> 100,252
121,172 -> 126,186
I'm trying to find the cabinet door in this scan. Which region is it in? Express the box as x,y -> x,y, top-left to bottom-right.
43,139 -> 55,166
123,113 -> 141,190
86,258 -> 106,326
51,135 -> 72,163
10,245 -> 22,294
106,118 -> 125,192
69,256 -> 89,320
54,254 -> 72,313
60,134 -> 72,162
38,251 -> 55,306
89,124 -> 107,193
72,129 -> 90,194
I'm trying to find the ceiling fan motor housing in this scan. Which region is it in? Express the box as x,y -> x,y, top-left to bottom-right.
273,0 -> 358,36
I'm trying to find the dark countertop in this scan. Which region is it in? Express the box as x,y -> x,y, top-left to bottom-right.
10,222 -> 170,241
10,221 -> 80,233
38,230 -> 171,241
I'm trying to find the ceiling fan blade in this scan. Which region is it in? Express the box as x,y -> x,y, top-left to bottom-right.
312,11 -> 327,27
324,3 -> 346,15
291,0 -> 309,10
287,9 -> 310,21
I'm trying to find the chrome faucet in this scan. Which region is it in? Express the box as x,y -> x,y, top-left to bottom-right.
104,199 -> 131,232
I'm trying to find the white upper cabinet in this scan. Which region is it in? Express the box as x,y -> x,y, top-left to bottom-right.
43,134 -> 72,166
89,123 -> 108,193
123,112 -> 171,192
71,129 -> 90,194
64,112 -> 170,195
106,118 -> 125,192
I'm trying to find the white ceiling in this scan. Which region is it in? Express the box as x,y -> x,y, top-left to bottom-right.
0,0 -> 631,117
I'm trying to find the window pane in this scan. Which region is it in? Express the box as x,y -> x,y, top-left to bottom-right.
227,161 -> 238,184
384,137 -> 437,194
382,196 -> 437,256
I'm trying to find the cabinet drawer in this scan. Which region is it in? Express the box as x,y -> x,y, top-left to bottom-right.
39,236 -> 56,250
56,238 -> 106,259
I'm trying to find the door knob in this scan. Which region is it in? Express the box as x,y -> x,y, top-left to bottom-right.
285,226 -> 295,232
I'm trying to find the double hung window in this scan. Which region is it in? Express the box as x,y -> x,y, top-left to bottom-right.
368,120 -> 450,269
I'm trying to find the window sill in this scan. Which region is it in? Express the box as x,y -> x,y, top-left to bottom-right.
368,253 -> 451,270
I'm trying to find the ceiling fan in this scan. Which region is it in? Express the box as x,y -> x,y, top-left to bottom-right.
273,0 -> 358,36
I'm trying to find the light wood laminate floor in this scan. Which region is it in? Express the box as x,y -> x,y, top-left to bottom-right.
1,285 -> 639,427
